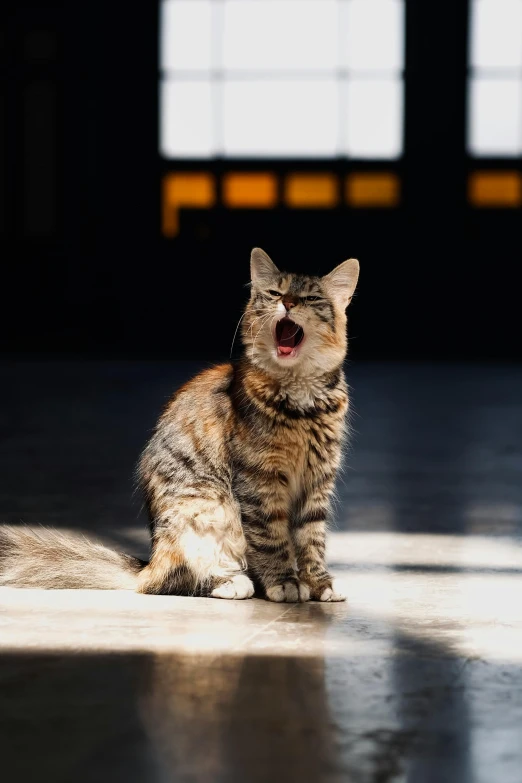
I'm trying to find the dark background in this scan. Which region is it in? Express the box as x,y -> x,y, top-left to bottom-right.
1,0 -> 520,361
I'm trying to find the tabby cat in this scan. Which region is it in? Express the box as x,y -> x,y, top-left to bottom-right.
0,248 -> 359,602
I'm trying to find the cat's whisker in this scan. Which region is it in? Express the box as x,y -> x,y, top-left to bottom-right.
247,312 -> 273,344
229,311 -> 248,359
250,317 -> 273,355
248,310 -> 272,337
251,313 -> 277,359
250,319 -> 271,359
230,308 -> 273,358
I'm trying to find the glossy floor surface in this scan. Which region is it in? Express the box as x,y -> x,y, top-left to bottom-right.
1,361 -> 522,783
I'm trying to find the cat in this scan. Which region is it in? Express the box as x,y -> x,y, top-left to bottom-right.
0,248 -> 359,602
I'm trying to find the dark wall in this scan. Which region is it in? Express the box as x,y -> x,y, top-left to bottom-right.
1,1 -> 520,361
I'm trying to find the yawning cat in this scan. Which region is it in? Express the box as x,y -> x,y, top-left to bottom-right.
0,248 -> 360,602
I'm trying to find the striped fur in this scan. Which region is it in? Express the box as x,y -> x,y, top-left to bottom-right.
0,249 -> 359,601
139,249 -> 359,601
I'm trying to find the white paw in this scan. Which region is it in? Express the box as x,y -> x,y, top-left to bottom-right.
266,581 -> 300,603
298,582 -> 311,602
319,581 -> 346,602
210,574 -> 255,600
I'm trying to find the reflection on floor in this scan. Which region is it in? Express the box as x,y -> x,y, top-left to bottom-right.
1,361 -> 522,783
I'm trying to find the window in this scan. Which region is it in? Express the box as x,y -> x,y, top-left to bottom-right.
468,0 -> 522,156
160,0 -> 405,160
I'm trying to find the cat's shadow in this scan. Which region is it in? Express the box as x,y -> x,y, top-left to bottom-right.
138,601 -> 345,782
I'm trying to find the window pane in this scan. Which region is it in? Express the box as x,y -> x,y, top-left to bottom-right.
343,0 -> 404,72
469,78 -> 521,155
223,1 -> 338,71
471,0 -> 522,69
160,80 -> 214,157
222,80 -> 338,156
344,78 -> 403,158
159,0 -> 407,160
160,0 -> 213,71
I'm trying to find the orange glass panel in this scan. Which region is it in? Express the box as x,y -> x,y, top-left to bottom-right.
346,173 -> 400,207
468,171 -> 522,207
223,173 -> 277,208
162,172 -> 215,237
285,174 -> 338,208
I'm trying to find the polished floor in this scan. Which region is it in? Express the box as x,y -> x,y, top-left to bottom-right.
1,361 -> 522,783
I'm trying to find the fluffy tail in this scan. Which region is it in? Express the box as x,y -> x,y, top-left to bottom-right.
0,525 -> 146,590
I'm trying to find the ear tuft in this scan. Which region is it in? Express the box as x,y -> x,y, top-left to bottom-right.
250,248 -> 280,287
322,258 -> 360,309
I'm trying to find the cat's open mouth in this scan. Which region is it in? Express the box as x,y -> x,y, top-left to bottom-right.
275,317 -> 305,358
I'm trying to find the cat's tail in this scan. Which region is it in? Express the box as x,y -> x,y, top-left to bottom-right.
0,525 -> 146,590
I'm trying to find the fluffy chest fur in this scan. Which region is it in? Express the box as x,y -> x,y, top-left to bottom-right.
229,362 -> 348,514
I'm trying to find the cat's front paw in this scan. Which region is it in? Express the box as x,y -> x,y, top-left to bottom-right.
266,580 -> 312,602
299,576 -> 347,602
318,580 -> 346,602
210,574 -> 255,600
266,580 -> 301,603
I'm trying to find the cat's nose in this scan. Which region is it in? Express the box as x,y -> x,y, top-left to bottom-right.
283,299 -> 296,312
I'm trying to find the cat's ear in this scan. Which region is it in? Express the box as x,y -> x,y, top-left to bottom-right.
250,248 -> 280,288
322,258 -> 360,309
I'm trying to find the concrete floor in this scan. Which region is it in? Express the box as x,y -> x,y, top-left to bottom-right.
1,361 -> 522,783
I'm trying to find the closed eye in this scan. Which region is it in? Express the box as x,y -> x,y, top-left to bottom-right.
305,295 -> 322,302
268,290 -> 282,297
